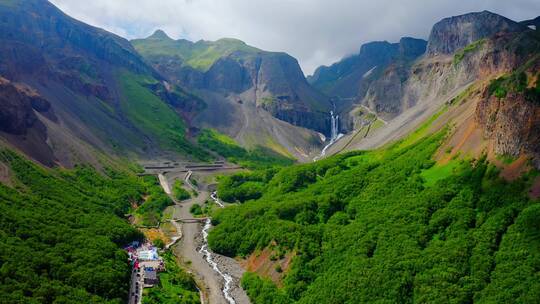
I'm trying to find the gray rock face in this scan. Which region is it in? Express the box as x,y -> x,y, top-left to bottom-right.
133,34 -> 333,135
205,55 -> 253,92
426,10 -> 526,55
398,37 -> 428,59
308,41 -> 400,99
362,65 -> 408,117
308,38 -> 426,114
520,16 -> 540,30
211,51 -> 331,135
0,77 -> 51,135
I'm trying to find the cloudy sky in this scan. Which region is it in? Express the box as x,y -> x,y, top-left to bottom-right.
50,0 -> 539,75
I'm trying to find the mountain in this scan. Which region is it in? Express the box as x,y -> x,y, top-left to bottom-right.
0,3 -> 539,304
132,32 -> 331,160
328,11 -> 539,160
521,16 -> 540,30
426,10 -> 527,55
0,0 -> 208,166
308,37 -> 427,134
205,11 -> 540,304
308,38 -> 427,100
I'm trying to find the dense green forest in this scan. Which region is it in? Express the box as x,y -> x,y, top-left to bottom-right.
197,129 -> 294,169
209,130 -> 540,303
173,180 -> 191,201
134,176 -> 175,226
0,150 -> 148,303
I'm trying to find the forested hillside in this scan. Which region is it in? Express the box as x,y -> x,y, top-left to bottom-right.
0,150 -> 151,303
209,126 -> 540,303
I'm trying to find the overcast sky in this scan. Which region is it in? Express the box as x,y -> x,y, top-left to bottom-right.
50,0 -> 540,75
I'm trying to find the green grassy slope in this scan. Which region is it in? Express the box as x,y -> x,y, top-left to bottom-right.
117,71 -> 210,159
132,36 -> 259,71
197,128 -> 294,169
208,120 -> 540,303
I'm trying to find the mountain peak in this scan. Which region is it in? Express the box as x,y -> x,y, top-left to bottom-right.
148,29 -> 172,40
427,10 -> 526,55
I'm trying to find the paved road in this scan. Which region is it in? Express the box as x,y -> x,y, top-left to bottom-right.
128,266 -> 142,304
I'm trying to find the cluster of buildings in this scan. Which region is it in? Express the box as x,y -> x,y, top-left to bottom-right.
126,241 -> 165,287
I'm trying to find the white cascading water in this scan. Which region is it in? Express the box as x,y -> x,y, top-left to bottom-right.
330,110 -> 338,140
314,111 -> 343,161
199,219 -> 236,304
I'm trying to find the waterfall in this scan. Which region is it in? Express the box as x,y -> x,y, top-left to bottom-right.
314,111 -> 343,161
330,111 -> 339,141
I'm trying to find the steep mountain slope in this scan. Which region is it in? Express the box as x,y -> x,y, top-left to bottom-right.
0,0 -> 207,166
329,11 -> 538,157
308,38 -> 427,102
132,31 -> 330,160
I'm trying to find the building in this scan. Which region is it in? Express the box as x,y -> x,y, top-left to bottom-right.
143,268 -> 159,286
138,248 -> 159,261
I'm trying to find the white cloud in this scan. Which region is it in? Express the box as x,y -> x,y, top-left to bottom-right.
50,0 -> 540,75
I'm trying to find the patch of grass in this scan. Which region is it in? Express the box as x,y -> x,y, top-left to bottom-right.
172,180 -> 191,201
394,104 -> 449,150
420,159 -> 463,186
497,154 -> 517,165
136,176 -> 174,226
259,96 -> 277,107
453,39 -> 486,65
371,119 -> 385,131
448,83 -> 476,105
190,204 -> 203,216
344,151 -> 378,167
162,207 -> 175,221
488,63 -> 540,103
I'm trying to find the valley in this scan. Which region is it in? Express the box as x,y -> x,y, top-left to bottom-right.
149,164 -> 249,304
0,1 -> 539,304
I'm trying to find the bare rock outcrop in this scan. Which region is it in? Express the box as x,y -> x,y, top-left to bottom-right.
426,10 -> 526,56
476,91 -> 540,163
0,77 -> 53,135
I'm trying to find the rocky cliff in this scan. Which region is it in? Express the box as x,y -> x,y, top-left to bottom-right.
475,60 -> 540,167
308,41 -> 402,99
132,31 -> 331,137
0,77 -> 53,135
0,76 -> 58,165
328,12 -> 539,160
308,37 -> 427,130
360,11 -> 531,120
426,10 -> 526,55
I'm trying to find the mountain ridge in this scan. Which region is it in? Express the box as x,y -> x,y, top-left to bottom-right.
0,0 -> 210,166
132,30 -> 332,160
